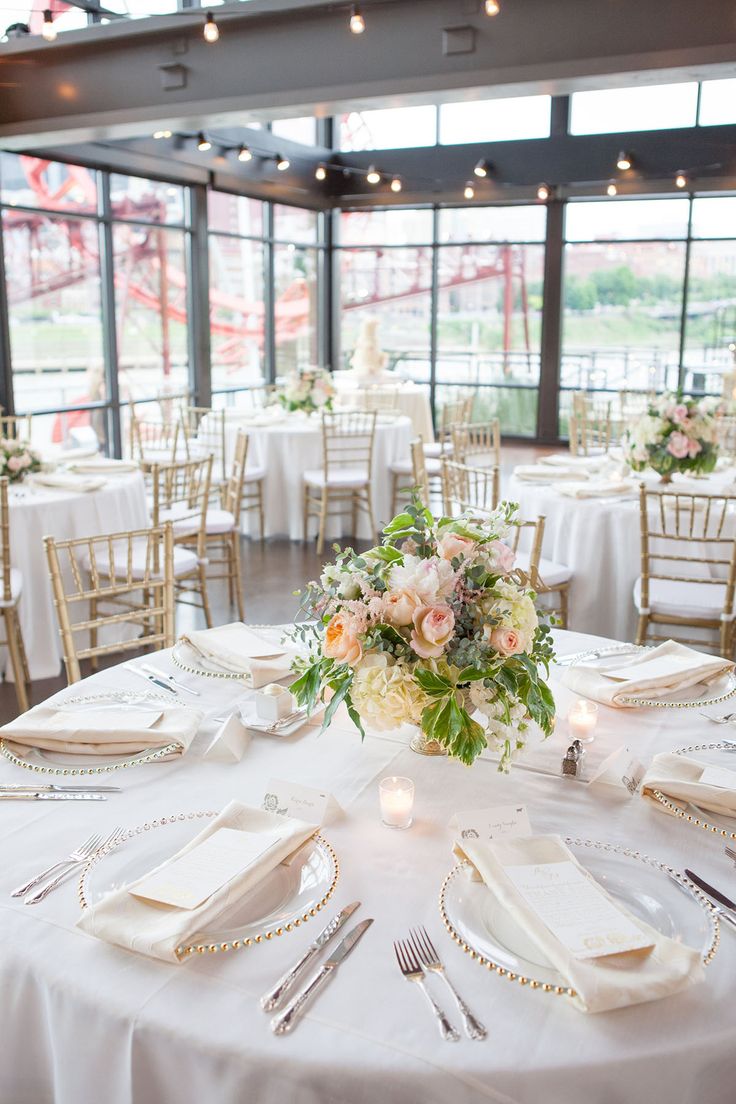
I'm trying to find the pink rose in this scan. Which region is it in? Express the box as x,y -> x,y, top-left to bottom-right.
438,533 -> 476,562
323,612 -> 363,667
7,455 -> 22,472
382,588 -> 421,627
672,404 -> 688,425
488,626 -> 525,656
488,540 -> 516,575
411,604 -> 455,659
687,437 -> 702,458
667,432 -> 690,460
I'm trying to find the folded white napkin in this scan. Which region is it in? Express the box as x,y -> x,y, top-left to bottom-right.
513,465 -> 583,483
69,458 -> 140,474
32,472 -> 106,493
178,622 -> 295,688
454,834 -> 703,1013
641,752 -> 736,818
560,640 -> 733,708
0,699 -> 201,757
539,454 -> 609,471
77,801 -> 318,963
557,479 -> 637,499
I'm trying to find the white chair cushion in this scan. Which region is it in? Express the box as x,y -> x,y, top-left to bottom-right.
244,465 -> 266,483
204,508 -> 236,535
82,542 -> 198,581
0,567 -> 23,608
633,576 -> 728,619
423,442 -> 453,459
389,456 -> 442,476
514,552 -> 572,589
304,468 -> 369,489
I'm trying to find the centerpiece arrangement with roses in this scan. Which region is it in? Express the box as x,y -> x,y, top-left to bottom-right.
290,500 -> 555,769
277,367 -> 336,415
0,439 -> 41,483
621,393 -> 720,482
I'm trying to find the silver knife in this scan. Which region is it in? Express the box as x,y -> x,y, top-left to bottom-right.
0,783 -> 121,794
271,918 -> 373,1035
669,870 -> 736,934
126,665 -> 178,695
0,791 -> 107,802
141,663 -> 200,697
261,901 -> 361,1012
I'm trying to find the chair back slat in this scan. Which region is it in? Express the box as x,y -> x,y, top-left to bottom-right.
451,419 -> 501,468
441,459 -> 499,518
321,410 -> 377,482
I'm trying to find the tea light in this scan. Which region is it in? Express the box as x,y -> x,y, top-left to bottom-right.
567,699 -> 598,744
379,776 -> 414,830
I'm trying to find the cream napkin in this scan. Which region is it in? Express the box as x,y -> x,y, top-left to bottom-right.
69,458 -> 140,474
513,465 -> 583,483
454,834 -> 703,1013
641,752 -> 736,818
77,801 -> 318,963
0,699 -> 201,757
560,640 -> 733,708
557,479 -> 637,499
178,622 -> 295,688
539,454 -> 609,471
32,472 -> 106,493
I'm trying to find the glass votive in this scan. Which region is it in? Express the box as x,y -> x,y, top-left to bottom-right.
567,699 -> 598,744
379,776 -> 414,830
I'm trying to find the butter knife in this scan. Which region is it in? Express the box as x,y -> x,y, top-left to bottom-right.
261,901 -> 361,1012
0,791 -> 107,802
271,918 -> 373,1035
684,868 -> 736,924
141,663 -> 200,697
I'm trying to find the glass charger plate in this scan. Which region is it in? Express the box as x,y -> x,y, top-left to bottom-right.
0,689 -> 181,776
171,640 -> 247,681
78,811 -> 338,958
555,644 -> 736,708
649,741 -> 736,840
439,837 -> 719,998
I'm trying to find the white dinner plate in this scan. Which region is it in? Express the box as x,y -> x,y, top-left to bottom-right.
440,837 -> 718,994
79,812 -> 339,958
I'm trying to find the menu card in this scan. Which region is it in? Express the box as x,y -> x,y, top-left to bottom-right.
504,860 -> 655,960
699,765 -> 736,790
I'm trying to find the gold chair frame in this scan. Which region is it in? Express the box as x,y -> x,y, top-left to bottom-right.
0,477 -> 30,712
451,419 -> 501,468
150,455 -> 214,628
0,414 -> 33,442
304,410 -> 377,555
198,429 -> 247,622
181,406 -> 228,484
441,458 -> 500,518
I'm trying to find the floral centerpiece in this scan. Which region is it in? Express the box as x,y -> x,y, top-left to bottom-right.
0,439 -> 41,483
622,393 -> 720,482
290,500 -> 555,769
277,367 -> 335,415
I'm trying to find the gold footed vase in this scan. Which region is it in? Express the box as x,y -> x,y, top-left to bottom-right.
410,729 -> 448,756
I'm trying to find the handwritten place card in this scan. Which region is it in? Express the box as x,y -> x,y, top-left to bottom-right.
129,826 -> 285,910
589,745 -> 646,795
263,778 -> 341,826
699,765 -> 736,790
504,860 -> 655,961
450,805 -> 532,843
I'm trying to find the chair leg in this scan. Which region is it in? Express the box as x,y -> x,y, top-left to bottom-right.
635,614 -> 649,646
231,532 -> 245,622
225,537 -> 235,608
257,482 -> 265,542
89,596 -> 98,671
4,607 -> 29,714
316,489 -> 328,557
198,565 -> 213,628
364,484 -> 377,546
557,585 -> 569,630
303,484 -> 310,543
390,473 -> 398,517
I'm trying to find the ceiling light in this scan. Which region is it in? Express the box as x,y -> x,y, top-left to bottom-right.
349,5 -> 366,33
464,181 -> 475,200
616,150 -> 632,171
366,165 -> 381,184
41,9 -> 56,42
675,171 -> 687,189
153,130 -> 172,140
390,176 -> 402,193
473,159 -> 490,178
536,183 -> 551,201
485,0 -> 500,13
315,163 -> 327,181
203,11 -> 219,43
606,181 -> 618,197
196,132 -> 211,152
276,154 -> 290,171
237,145 -> 252,162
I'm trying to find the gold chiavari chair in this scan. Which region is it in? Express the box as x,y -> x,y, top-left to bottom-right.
357,386 -> 401,415
451,419 -> 501,468
0,478 -> 30,712
569,393 -> 616,456
150,456 -> 214,628
441,458 -> 500,518
424,394 -> 475,458
304,410 -> 377,555
715,413 -> 736,463
389,435 -> 441,514
130,409 -> 186,467
634,485 -> 736,656
189,429 -> 247,622
44,522 -> 175,685
410,438 -> 431,509
181,406 -> 228,484
0,413 -> 33,442
510,514 -> 572,629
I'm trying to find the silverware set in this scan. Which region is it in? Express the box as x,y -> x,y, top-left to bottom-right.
394,927 -> 486,1042
11,827 -> 124,904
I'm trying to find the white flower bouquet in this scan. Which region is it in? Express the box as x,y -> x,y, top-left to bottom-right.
277,367 -> 336,415
622,393 -> 719,481
0,438 -> 41,483
290,499 -> 556,769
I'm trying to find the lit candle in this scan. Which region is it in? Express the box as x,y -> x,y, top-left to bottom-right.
567,700 -> 598,744
379,776 -> 414,830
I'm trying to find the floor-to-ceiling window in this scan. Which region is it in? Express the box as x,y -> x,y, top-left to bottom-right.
273,204 -> 323,375
682,197 -> 736,396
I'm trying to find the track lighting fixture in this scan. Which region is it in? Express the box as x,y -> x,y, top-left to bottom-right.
196,132 -> 211,152
616,150 -> 632,171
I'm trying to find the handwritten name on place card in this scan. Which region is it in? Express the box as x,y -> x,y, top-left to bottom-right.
263,778 -> 338,825
450,805 -> 532,843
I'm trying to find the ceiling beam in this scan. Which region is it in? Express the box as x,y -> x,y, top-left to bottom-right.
0,0 -> 735,149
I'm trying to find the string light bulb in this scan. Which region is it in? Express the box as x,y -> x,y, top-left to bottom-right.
473,159 -> 489,178
315,163 -> 327,181
41,9 -> 56,41
675,171 -> 687,189
485,0 -> 500,13
366,165 -> 381,184
203,11 -> 219,43
464,181 -> 475,200
349,5 -> 365,33
536,183 -> 551,201
153,130 -> 172,140
616,150 -> 632,171
390,175 -> 402,193
196,132 -> 211,152
237,145 -> 252,162
606,181 -> 618,197
276,154 -> 290,171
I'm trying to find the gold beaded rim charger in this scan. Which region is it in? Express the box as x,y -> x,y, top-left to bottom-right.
78,811 -> 338,958
649,742 -> 736,840
439,837 -> 718,997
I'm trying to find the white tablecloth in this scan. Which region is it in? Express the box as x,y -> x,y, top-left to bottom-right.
332,375 -> 435,442
222,413 -> 413,540
6,472 -> 148,680
1,627 -> 735,1103
506,466 -> 736,641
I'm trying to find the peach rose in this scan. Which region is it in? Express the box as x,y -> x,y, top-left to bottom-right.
411,604 -> 455,659
667,432 -> 690,459
382,588 -> 421,627
687,437 -> 702,458
672,404 -> 688,425
438,533 -> 476,562
488,540 -> 515,575
488,626 -> 524,656
323,611 -> 363,667
6,455 -> 22,473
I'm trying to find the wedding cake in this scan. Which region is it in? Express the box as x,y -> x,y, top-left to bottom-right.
349,318 -> 391,382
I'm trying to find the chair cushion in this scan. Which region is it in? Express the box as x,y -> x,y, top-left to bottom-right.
514,552 -> 572,589
389,456 -> 441,476
304,468 -> 369,489
82,542 -> 199,581
0,567 -> 23,608
243,465 -> 266,483
423,442 -> 453,459
633,576 -> 729,619
205,508 -> 236,535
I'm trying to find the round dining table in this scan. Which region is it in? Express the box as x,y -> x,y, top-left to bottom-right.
1,625 -> 734,1104
506,464 -> 736,642
6,471 -> 148,681
332,373 -> 435,442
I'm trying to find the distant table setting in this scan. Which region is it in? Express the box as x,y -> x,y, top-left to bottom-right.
2,617 -> 736,1103
332,372 -> 435,442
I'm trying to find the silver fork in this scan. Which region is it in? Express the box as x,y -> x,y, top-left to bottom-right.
24,827 -> 124,905
393,938 -> 460,1042
410,926 -> 487,1041
11,832 -> 102,898
725,845 -> 736,863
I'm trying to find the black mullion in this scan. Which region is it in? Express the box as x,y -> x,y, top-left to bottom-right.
186,183 -> 211,407
0,206 -> 14,416
677,197 -> 695,393
429,206 -> 439,429
537,197 -> 565,443
99,170 -> 122,457
264,204 -> 276,384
